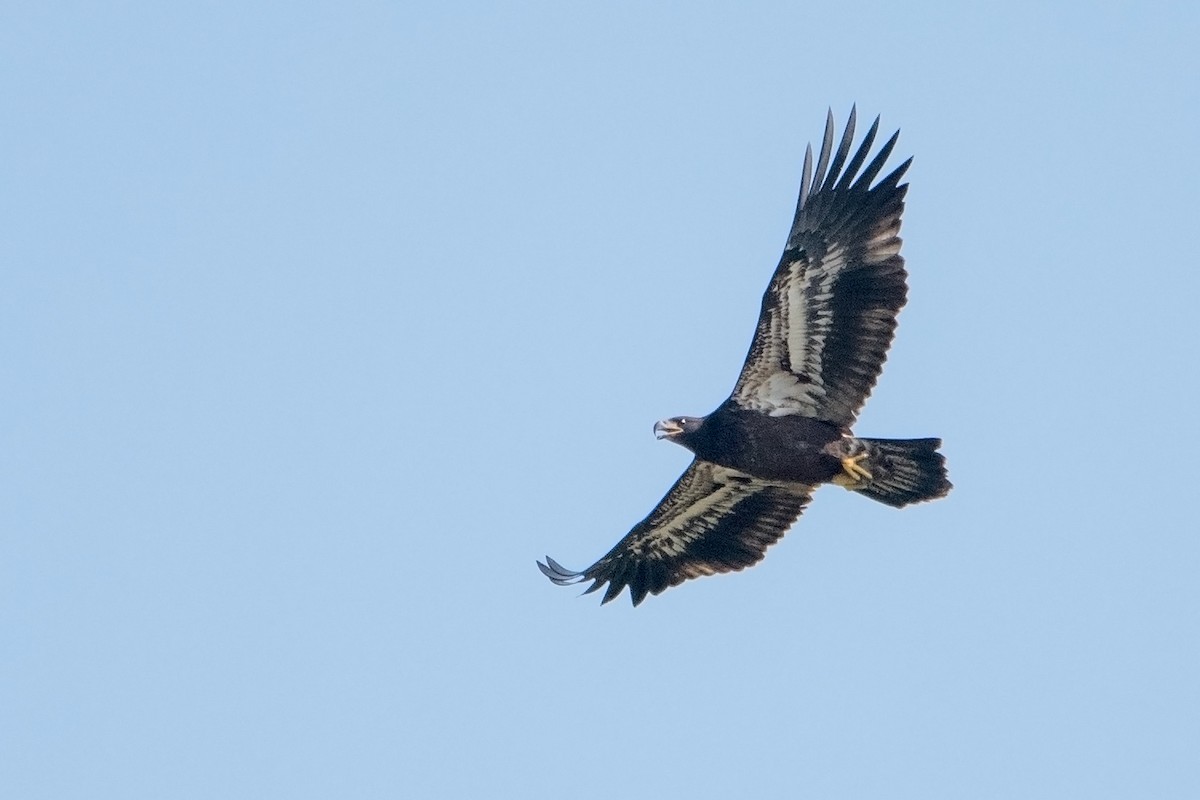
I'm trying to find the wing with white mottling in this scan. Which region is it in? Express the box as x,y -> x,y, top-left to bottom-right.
538,460 -> 812,606
731,107 -> 912,428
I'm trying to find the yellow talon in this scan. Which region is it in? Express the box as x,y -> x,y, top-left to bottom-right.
832,453 -> 872,488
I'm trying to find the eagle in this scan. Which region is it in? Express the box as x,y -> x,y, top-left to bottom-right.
538,108 -> 951,606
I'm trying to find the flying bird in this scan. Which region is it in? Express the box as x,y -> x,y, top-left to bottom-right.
538,107 -> 951,606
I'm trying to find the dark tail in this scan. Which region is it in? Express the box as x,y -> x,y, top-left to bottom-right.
851,437 -> 951,508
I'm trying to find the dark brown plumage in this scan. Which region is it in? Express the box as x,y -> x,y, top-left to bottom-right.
538,108 -> 951,606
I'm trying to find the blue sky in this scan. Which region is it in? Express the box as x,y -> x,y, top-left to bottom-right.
3,2 -> 1199,798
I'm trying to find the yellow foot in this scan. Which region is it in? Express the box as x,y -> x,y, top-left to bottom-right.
832,453 -> 872,489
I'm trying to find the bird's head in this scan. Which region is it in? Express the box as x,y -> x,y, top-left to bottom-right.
653,415 -> 705,446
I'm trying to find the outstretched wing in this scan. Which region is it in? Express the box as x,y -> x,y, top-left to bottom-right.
731,107 -> 912,428
538,460 -> 812,606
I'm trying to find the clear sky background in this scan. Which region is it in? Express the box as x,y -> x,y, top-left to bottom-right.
4,2 -> 1199,798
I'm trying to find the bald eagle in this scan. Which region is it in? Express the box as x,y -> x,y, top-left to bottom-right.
538,108 -> 951,606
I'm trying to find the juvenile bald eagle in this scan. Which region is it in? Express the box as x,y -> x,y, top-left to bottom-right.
538,108 -> 951,606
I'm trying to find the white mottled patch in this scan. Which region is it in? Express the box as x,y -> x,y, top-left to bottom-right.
736,245 -> 848,417
633,466 -> 746,556
758,372 -> 824,415
632,464 -> 796,558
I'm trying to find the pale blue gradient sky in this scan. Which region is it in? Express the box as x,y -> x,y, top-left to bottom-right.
3,2 -> 1199,798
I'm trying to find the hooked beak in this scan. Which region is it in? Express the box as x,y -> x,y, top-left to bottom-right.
654,419 -> 683,439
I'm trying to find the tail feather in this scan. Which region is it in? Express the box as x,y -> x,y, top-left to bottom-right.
851,437 -> 951,508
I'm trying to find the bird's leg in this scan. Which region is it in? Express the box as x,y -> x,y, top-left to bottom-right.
832,453 -> 872,489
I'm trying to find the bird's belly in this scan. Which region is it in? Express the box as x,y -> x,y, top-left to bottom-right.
725,444 -> 842,484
